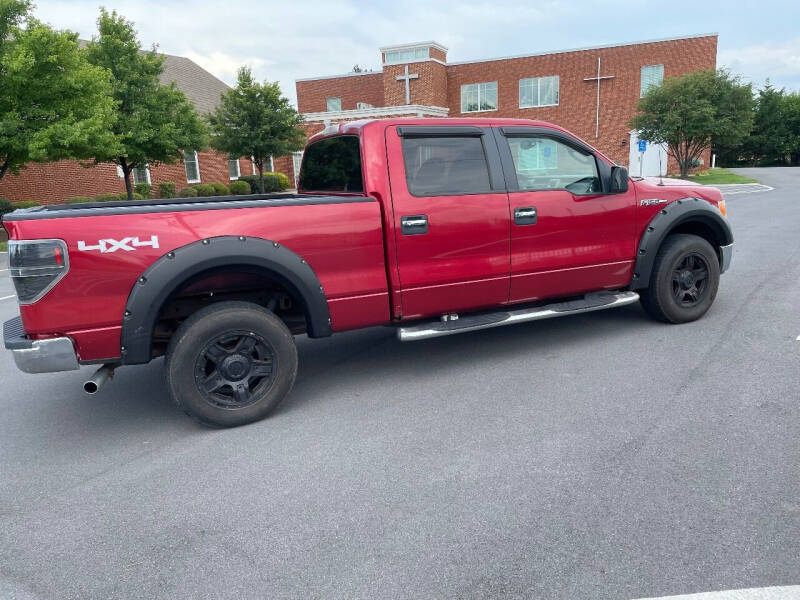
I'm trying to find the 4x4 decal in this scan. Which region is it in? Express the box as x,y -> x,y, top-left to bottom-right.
77,236 -> 159,253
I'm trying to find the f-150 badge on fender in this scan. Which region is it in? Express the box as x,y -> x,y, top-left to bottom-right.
77,236 -> 159,253
640,198 -> 668,207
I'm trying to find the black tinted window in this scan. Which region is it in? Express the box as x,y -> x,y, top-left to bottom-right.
299,136 -> 363,192
402,136 -> 491,196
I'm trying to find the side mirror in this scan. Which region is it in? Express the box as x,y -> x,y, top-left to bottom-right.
609,166 -> 629,193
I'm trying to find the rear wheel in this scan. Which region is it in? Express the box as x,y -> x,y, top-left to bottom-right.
165,301 -> 298,427
640,234 -> 720,324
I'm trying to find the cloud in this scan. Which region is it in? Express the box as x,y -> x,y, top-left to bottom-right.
30,0 -> 800,106
719,38 -> 800,91
182,51 -> 269,86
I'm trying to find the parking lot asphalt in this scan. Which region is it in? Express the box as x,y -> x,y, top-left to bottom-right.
0,168 -> 798,600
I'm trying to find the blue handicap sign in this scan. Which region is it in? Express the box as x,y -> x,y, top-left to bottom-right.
638,140 -> 647,153
543,146 -> 551,157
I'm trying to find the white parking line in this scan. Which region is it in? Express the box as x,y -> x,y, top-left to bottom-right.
0,295 -> 16,301
631,585 -> 800,600
0,268 -> 8,272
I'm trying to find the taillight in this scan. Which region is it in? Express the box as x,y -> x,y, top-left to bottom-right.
8,239 -> 69,304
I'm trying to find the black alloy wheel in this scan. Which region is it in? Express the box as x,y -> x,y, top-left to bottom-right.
194,330 -> 275,409
671,252 -> 710,308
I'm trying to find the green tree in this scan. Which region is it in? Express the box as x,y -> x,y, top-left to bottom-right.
630,69 -> 754,177
742,82 -> 791,166
207,67 -> 305,193
85,9 -> 206,200
0,0 -> 119,180
784,92 -> 800,165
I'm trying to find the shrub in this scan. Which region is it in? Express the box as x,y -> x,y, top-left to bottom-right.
94,193 -> 122,202
0,197 -> 13,218
158,182 -> 176,198
229,180 -> 251,195
12,201 -> 41,209
65,196 -> 94,204
192,183 -> 216,197
134,183 -> 152,198
178,187 -> 198,197
239,172 -> 290,193
210,182 -> 230,195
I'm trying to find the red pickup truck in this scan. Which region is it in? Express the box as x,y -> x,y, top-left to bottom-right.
3,118 -> 732,427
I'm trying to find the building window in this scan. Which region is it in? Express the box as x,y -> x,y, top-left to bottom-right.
228,158 -> 240,180
401,136 -> 492,196
356,102 -> 374,109
640,64 -> 664,97
132,165 -> 150,185
519,75 -> 559,108
460,82 -> 498,113
326,97 -> 342,112
184,150 -> 200,183
384,47 -> 428,64
504,135 -> 600,194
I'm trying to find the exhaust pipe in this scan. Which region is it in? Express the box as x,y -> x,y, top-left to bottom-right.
84,364 -> 116,394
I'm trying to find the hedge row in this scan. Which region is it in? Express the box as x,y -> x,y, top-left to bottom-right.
3,171 -> 292,212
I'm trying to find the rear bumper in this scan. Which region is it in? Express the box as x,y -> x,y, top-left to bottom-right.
3,316 -> 80,374
719,243 -> 733,274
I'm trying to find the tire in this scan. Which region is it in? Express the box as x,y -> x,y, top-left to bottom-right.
640,234 -> 720,324
165,301 -> 298,428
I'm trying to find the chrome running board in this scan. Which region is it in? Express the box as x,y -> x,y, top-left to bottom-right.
397,291 -> 640,342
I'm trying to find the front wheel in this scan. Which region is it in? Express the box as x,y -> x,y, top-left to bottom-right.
165,301 -> 298,427
640,234 -> 720,324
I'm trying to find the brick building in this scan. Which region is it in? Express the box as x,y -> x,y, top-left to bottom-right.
0,52 -> 259,205
290,34 -> 718,180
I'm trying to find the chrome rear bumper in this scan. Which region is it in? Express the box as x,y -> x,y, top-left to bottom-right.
3,316 -> 80,374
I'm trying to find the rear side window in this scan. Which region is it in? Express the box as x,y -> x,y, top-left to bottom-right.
299,135 -> 363,192
401,136 -> 492,196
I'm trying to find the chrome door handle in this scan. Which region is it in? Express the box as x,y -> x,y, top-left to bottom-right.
514,207 -> 537,225
401,215 -> 428,235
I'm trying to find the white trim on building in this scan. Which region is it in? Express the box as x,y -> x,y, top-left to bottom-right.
379,41 -> 448,54
302,104 -> 449,123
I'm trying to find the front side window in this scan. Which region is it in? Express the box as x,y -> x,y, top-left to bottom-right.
640,64 -> 664,97
299,135 -> 363,192
519,75 -> 559,108
132,165 -> 150,185
326,97 -> 342,111
401,136 -> 491,196
460,82 -> 498,113
228,158 -> 240,180
506,135 -> 600,194
184,150 -> 200,183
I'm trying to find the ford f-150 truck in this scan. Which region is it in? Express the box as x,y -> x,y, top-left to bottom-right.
2,118 -> 732,427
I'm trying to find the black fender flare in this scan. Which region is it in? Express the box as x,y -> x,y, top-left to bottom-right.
630,197 -> 733,290
120,235 -> 331,365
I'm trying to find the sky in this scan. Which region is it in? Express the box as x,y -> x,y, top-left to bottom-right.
31,0 -> 800,106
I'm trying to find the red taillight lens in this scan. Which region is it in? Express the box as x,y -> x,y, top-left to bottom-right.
8,239 -> 69,304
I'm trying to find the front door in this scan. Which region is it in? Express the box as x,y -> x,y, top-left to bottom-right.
494,127 -> 638,303
386,125 -> 511,320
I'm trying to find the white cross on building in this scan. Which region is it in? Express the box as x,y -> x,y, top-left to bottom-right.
583,56 -> 615,139
395,65 -> 419,105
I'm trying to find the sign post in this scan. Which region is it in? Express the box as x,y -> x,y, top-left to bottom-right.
638,139 -> 647,176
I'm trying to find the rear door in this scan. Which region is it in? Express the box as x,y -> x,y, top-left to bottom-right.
494,127 -> 638,303
385,125 -> 511,320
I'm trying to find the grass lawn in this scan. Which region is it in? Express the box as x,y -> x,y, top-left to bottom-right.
0,241 -> 6,252
682,167 -> 758,185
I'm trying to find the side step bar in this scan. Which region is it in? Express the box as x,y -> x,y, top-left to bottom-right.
397,291 -> 640,342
